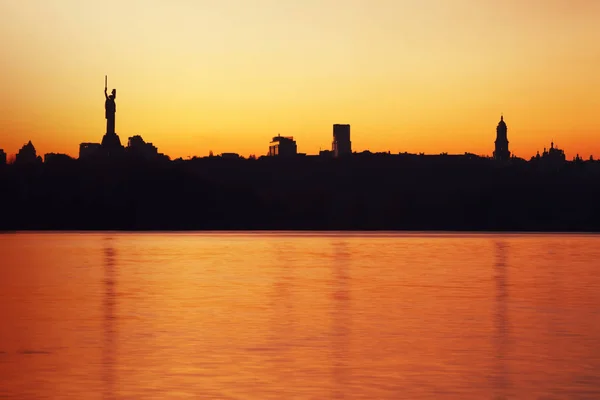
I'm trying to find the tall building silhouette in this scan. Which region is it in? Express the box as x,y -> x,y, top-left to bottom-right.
0,149 -> 6,165
494,115 -> 510,161
332,124 -> 352,157
268,134 -> 297,157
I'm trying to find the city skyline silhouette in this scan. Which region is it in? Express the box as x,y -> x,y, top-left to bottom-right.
1,1 -> 599,159
0,80 -> 591,163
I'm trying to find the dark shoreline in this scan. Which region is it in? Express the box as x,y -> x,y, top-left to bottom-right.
2,155 -> 599,232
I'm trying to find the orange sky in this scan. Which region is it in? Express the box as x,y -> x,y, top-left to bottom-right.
1,0 -> 599,159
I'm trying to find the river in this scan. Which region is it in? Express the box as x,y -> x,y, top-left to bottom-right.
1,232 -> 600,399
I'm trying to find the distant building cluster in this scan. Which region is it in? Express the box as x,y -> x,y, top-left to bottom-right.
258,115 -> 594,172
74,85 -> 168,161
0,81 -> 595,169
78,131 -> 166,162
536,142 -> 566,162
78,135 -> 167,161
267,124 -> 352,158
529,141 -> 567,170
0,84 -> 169,165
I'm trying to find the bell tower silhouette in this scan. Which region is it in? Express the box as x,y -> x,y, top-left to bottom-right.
493,115 -> 510,161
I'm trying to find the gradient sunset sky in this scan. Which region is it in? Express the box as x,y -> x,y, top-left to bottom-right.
1,0 -> 599,159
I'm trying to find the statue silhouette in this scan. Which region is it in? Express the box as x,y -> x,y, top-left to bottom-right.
101,77 -> 123,152
105,87 -> 117,135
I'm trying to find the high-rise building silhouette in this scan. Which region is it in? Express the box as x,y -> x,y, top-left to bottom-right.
332,124 -> 352,157
268,134 -> 297,157
0,149 -> 6,165
494,115 -> 510,161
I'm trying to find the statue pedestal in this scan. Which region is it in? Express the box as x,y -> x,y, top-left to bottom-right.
101,132 -> 124,158
101,132 -> 122,148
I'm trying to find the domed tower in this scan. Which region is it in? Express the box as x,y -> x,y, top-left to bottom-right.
493,115 -> 510,161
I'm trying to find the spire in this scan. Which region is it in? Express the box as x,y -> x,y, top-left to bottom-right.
497,114 -> 506,128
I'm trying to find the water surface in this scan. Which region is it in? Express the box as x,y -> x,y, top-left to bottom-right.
1,232 -> 600,399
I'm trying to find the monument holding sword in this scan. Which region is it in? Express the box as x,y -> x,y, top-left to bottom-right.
101,75 -> 123,150
104,76 -> 117,135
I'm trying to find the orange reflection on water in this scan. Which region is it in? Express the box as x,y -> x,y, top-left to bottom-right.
1,232 -> 600,399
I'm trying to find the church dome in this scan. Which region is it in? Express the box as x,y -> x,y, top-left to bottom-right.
497,115 -> 507,128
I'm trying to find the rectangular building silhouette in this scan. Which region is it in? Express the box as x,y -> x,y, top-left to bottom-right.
332,124 -> 352,157
268,135 -> 297,157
